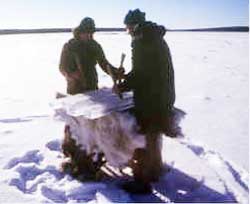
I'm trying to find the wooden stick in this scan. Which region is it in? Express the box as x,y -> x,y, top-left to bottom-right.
120,53 -> 126,67
118,53 -> 126,85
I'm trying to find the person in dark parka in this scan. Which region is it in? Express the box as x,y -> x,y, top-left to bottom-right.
126,22 -> 176,133
119,9 -> 176,193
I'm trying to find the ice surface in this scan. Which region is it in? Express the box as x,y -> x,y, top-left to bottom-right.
51,88 -> 134,119
0,32 -> 248,203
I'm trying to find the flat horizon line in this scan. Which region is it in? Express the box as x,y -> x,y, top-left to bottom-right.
0,26 -> 248,35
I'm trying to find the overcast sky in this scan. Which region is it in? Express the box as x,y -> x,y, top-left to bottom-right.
0,0 -> 248,29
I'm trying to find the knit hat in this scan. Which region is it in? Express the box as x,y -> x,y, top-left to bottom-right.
78,17 -> 96,33
124,9 -> 146,25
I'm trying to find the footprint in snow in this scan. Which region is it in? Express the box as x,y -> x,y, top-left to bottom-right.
9,163 -> 64,194
5,150 -> 44,169
46,139 -> 62,152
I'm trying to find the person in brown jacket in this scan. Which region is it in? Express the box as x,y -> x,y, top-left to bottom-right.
59,17 -> 121,94
59,17 -> 123,179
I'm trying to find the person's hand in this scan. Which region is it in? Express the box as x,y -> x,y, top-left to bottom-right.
112,84 -> 120,95
112,84 -> 124,99
115,81 -> 130,93
118,66 -> 125,77
113,67 -> 125,80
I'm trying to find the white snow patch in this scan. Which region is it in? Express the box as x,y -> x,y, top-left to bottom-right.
0,32 -> 248,203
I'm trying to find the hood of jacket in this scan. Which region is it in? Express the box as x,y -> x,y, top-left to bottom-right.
133,21 -> 166,41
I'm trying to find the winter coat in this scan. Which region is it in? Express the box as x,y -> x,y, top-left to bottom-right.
59,38 -> 115,94
123,21 -> 176,133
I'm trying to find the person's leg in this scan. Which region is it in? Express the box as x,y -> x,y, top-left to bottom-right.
61,125 -> 77,173
124,148 -> 152,194
130,148 -> 149,182
61,125 -> 103,179
62,125 -> 77,158
145,132 -> 163,182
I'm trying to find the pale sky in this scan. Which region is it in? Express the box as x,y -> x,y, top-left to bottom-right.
0,0 -> 248,29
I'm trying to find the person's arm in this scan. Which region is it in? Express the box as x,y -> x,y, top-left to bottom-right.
118,40 -> 142,92
95,42 -> 124,79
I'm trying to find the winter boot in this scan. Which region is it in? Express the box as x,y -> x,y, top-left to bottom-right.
122,148 -> 152,194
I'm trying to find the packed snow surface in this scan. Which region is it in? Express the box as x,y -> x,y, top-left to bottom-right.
0,32 -> 248,203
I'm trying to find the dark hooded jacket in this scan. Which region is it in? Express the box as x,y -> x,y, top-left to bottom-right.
123,21 -> 176,132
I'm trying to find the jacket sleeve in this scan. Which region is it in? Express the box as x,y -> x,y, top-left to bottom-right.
95,42 -> 117,74
121,70 -> 135,91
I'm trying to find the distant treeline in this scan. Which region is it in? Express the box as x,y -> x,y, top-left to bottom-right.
0,26 -> 248,35
0,28 -> 125,35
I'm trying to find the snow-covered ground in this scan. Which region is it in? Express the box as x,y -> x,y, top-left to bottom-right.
0,32 -> 248,203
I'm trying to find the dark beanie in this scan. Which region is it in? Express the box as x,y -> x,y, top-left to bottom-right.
124,9 -> 146,25
78,17 -> 96,33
